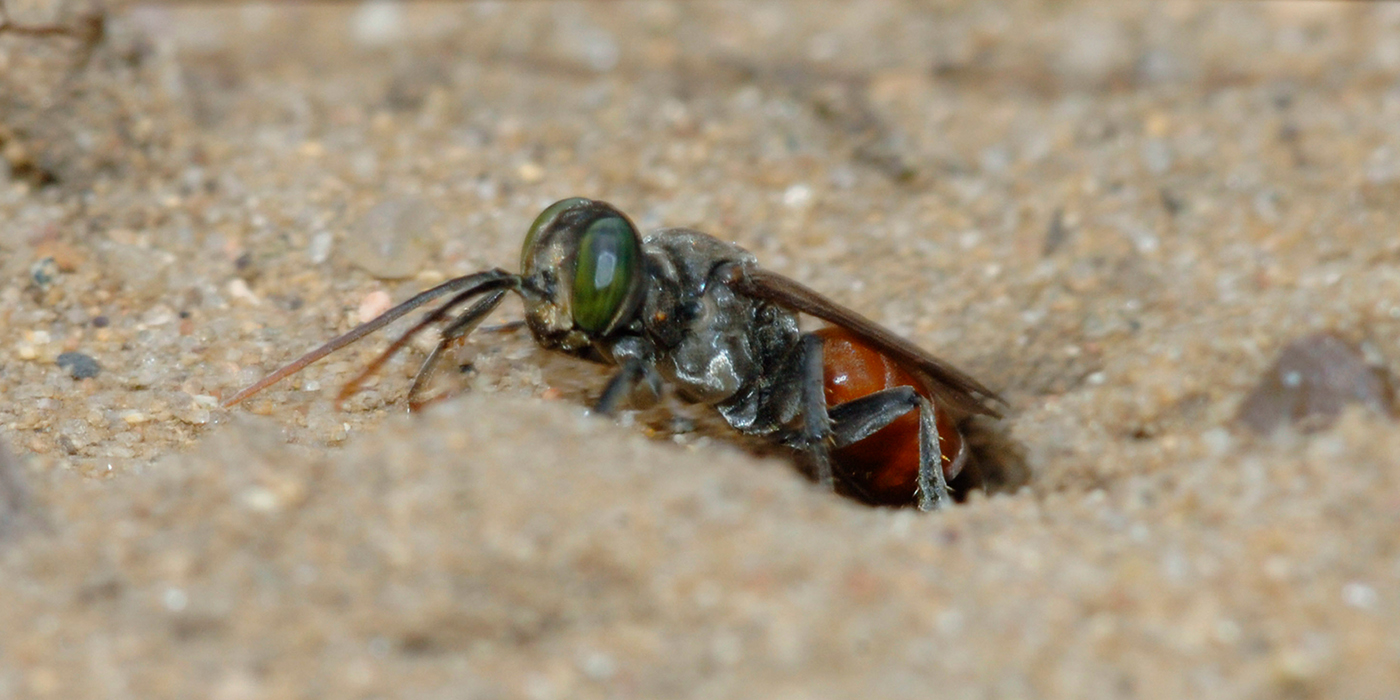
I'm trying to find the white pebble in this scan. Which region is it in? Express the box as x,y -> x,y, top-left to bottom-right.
351,0 -> 404,46
308,230 -> 333,264
241,486 -> 280,513
227,278 -> 261,305
1342,582 -> 1378,610
358,290 -> 393,323
162,587 -> 188,612
783,183 -> 813,209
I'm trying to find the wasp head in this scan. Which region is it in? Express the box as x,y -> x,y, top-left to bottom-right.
518,197 -> 645,354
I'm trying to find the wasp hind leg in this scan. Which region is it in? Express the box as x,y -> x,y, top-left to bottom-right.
825,386 -> 951,512
913,395 -> 950,511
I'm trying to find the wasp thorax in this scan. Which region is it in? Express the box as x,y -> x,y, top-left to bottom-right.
520,198 -> 645,349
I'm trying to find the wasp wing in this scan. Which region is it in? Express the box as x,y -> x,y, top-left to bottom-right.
730,266 -> 1004,419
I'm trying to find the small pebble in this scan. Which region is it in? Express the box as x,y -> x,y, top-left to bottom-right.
1237,333 -> 1396,434
240,486 -> 281,513
358,290 -> 393,323
56,352 -> 101,379
58,419 -> 97,453
227,278 -> 260,305
1342,581 -> 1378,610
162,587 -> 188,612
140,305 -> 175,328
308,230 -> 333,264
351,0 -> 405,46
29,257 -> 60,290
517,161 -> 545,184
579,651 -> 617,680
782,183 -> 813,209
171,396 -> 211,426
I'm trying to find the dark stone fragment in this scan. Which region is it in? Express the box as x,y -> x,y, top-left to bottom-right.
91,315 -> 109,328
29,257 -> 59,290
1237,333 -> 1397,434
56,351 -> 101,379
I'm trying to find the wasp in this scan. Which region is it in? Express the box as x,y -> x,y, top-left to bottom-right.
223,198 -> 1004,510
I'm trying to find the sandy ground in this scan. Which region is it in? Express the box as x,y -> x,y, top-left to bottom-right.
2,1 -> 1400,697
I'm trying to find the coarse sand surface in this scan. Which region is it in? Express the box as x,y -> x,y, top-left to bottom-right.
2,1 -> 1400,697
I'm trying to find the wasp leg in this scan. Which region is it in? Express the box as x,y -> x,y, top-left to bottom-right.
478,319 -> 526,334
915,396 -> 950,511
825,387 -> 950,511
594,357 -> 662,416
404,290 -> 509,412
592,337 -> 662,416
827,386 -> 920,447
594,359 -> 644,415
796,333 -> 836,490
336,282 -> 517,407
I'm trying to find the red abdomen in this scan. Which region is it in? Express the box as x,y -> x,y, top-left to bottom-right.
816,327 -> 965,505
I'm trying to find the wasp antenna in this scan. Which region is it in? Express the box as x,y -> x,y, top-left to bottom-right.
223,270 -> 520,408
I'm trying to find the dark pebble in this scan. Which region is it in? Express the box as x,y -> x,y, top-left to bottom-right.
1237,333 -> 1397,434
92,316 -> 109,328
56,352 -> 102,380
29,257 -> 59,290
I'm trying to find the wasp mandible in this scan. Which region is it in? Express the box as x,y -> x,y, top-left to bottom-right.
223,198 -> 1004,510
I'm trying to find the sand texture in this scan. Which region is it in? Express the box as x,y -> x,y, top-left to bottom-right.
2,1 -> 1400,697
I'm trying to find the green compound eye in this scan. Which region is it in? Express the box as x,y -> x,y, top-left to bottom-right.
521,197 -> 590,271
571,215 -> 640,334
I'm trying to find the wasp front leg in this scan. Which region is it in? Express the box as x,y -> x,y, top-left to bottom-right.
594,337 -> 663,416
404,290 -> 510,411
